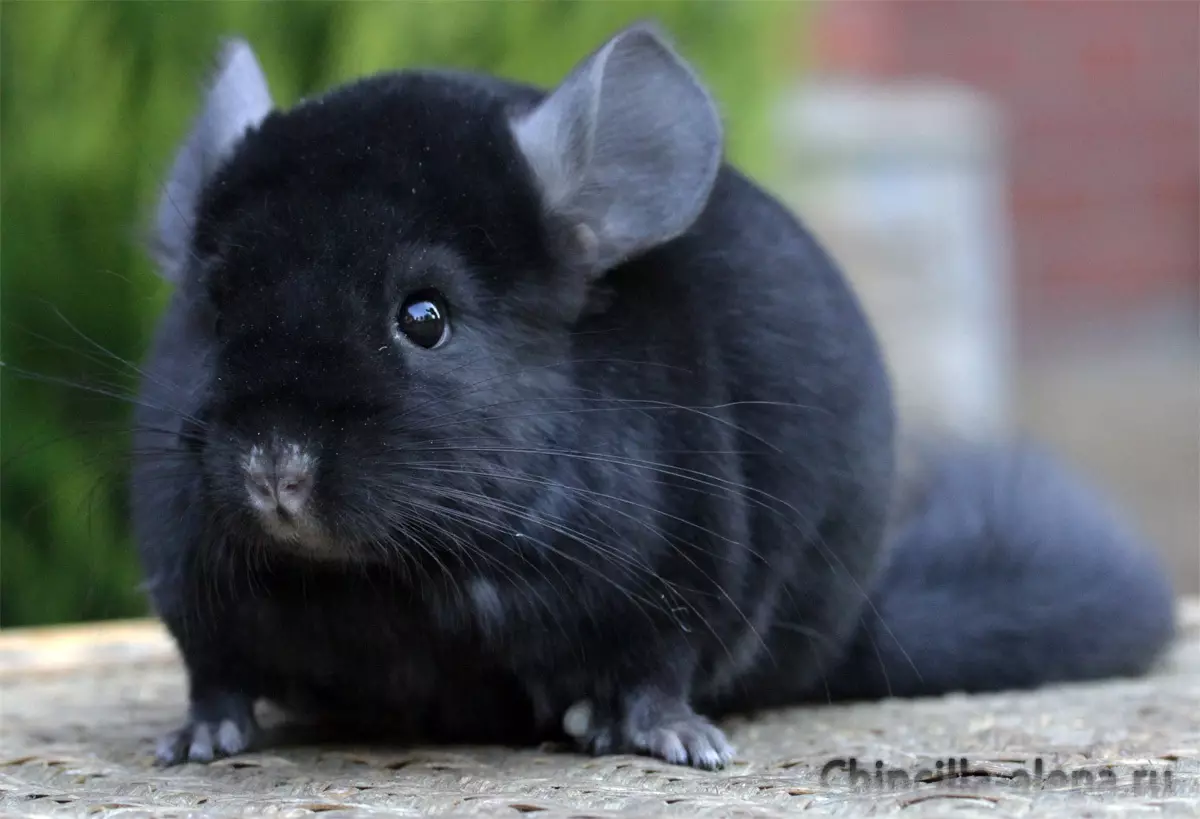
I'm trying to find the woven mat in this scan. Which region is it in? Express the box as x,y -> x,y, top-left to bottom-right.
2,601 -> 1198,818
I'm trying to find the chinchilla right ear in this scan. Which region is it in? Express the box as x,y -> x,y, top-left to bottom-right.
149,38 -> 275,282
509,22 -> 724,276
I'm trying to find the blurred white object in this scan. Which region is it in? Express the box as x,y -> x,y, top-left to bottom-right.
772,80 -> 1014,442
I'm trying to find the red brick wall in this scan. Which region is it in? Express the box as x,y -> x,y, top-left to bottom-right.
808,1 -> 1199,334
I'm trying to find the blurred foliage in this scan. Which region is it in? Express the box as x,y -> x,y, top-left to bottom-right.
0,0 -> 804,627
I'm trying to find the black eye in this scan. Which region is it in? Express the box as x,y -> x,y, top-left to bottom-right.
395,290 -> 450,349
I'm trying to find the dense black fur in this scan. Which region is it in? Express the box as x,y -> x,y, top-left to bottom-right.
133,32 -> 1176,770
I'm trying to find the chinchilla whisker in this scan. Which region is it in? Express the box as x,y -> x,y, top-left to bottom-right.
2,364 -> 141,403
359,510 -> 426,584
376,505 -> 577,645
388,492 -> 570,585
0,362 -> 208,428
376,500 -> 563,612
371,495 -> 582,628
397,378 -> 654,435
392,480 -> 628,577
501,386 -> 837,458
412,462 -> 762,590
9,324 -> 148,388
380,508 -> 461,592
401,466 -> 765,659
395,433 -> 759,459
414,486 -> 694,625
2,432 -> 124,473
394,445 -> 741,495
89,420 -> 207,439
0,422 -> 206,471
420,449 -> 885,667
398,449 -> 792,564
398,356 -> 697,429
389,485 -> 670,619
394,356 -> 579,424
395,445 -> 888,663
401,396 -> 817,457
795,525 -> 921,686
419,477 -> 654,567
415,398 -> 818,432
29,299 -> 189,398
401,460 -> 756,560
388,446 -> 868,648
394,444 -> 811,528
4,444 -> 194,489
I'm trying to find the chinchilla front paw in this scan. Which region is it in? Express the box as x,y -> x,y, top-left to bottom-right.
154,690 -> 259,765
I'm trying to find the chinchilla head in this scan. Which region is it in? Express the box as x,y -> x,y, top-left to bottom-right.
148,23 -> 722,564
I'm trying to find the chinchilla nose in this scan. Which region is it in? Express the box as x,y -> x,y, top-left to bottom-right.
243,440 -> 315,519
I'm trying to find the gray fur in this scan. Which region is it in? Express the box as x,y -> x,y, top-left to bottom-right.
510,23 -> 723,274
151,38 -> 274,281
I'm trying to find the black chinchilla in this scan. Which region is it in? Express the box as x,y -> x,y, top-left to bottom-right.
133,23 -> 1176,770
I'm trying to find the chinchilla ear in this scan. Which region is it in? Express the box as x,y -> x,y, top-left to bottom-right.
510,22 -> 723,276
150,38 -> 274,282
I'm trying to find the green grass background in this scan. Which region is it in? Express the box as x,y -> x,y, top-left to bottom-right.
0,0 -> 804,627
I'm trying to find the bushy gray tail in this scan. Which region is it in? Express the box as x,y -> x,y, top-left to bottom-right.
823,441 -> 1177,701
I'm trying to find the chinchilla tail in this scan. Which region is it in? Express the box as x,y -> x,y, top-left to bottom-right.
821,440 -> 1177,701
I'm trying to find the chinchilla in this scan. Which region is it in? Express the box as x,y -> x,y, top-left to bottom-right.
132,23 -> 1176,769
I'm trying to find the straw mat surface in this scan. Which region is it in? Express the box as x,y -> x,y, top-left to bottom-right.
2,601 -> 1197,818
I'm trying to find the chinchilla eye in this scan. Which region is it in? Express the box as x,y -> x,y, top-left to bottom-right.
394,289 -> 450,349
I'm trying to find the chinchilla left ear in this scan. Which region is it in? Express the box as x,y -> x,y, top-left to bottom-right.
150,38 -> 274,282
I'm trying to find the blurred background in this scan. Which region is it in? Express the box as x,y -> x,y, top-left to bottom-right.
1,1 -> 1196,628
